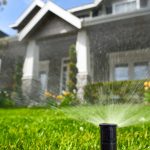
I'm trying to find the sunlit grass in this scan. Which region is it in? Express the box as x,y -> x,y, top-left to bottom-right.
0,105 -> 149,149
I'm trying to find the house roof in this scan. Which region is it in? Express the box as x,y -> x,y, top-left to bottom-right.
10,0 -> 45,29
0,30 -> 8,37
68,0 -> 103,13
83,7 -> 150,27
11,0 -> 82,41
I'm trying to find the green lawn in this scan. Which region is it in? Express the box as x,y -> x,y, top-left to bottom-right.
0,105 -> 149,150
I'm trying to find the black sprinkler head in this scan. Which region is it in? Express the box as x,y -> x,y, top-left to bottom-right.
99,124 -> 117,150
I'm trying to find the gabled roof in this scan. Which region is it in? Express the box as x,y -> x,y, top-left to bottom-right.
18,1 -> 82,41
68,0 -> 103,13
0,30 -> 8,37
10,0 -> 44,29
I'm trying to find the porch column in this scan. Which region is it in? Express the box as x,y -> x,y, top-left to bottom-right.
76,29 -> 91,102
22,40 -> 40,105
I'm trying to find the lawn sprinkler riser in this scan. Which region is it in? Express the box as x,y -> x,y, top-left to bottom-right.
99,124 -> 117,150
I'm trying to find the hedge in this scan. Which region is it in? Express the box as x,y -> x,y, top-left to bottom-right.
84,80 -> 145,104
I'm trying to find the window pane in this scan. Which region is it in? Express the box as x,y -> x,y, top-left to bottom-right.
115,65 -> 128,81
114,1 -> 137,14
134,63 -> 149,80
40,73 -> 48,91
61,59 -> 69,91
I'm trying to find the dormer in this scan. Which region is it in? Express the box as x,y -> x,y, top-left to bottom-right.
112,0 -> 140,14
69,0 -> 150,18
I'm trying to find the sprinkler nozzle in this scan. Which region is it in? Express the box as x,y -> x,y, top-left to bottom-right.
99,123 -> 117,150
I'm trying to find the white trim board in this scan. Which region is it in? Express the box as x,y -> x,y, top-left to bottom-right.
10,0 -> 44,29
60,57 -> 70,93
18,1 -> 82,41
83,7 -> 150,27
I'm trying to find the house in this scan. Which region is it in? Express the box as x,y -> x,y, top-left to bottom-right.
0,0 -> 150,105
0,30 -> 8,38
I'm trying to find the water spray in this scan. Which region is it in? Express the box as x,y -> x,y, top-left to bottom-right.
99,124 -> 117,150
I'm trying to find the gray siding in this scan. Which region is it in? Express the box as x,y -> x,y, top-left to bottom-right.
88,14 -> 150,82
29,13 -> 77,40
0,38 -> 26,89
38,34 -> 77,93
1,12 -> 150,94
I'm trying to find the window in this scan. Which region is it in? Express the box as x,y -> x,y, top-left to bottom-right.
40,72 -> 48,92
134,62 -> 149,80
113,0 -> 139,14
60,58 -> 69,92
39,60 -> 49,92
115,64 -> 129,81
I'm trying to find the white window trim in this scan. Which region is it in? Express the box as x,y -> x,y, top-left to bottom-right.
60,57 -> 70,93
136,0 -> 140,9
112,0 -> 140,14
109,49 -> 150,81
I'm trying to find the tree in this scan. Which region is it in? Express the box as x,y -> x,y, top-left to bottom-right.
0,0 -> 7,6
0,0 -> 7,10
67,45 -> 78,93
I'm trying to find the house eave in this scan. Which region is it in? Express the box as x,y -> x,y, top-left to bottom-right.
83,8 -> 150,27
9,0 -> 44,29
18,1 -> 82,41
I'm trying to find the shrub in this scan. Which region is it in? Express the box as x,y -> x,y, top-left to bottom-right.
143,81 -> 150,104
60,91 -> 79,107
45,90 -> 79,107
12,57 -> 23,105
44,91 -> 59,108
84,80 -> 145,104
0,89 -> 14,107
67,45 -> 78,93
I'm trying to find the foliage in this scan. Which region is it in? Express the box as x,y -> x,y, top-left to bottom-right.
84,80 -> 145,104
0,106 -> 149,149
0,38 -> 9,49
12,57 -> 23,105
45,90 -> 79,107
67,45 -> 78,93
143,81 -> 150,104
60,91 -> 78,107
0,0 -> 7,11
12,58 -> 23,93
0,89 -> 14,107
0,0 -> 6,5
44,91 -> 59,108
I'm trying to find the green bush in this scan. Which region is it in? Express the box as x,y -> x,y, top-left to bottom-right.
84,80 -> 145,104
12,57 -> 23,105
46,98 -> 58,108
67,45 -> 78,93
143,81 -> 150,104
60,92 -> 79,107
144,92 -> 150,103
0,90 -> 14,107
